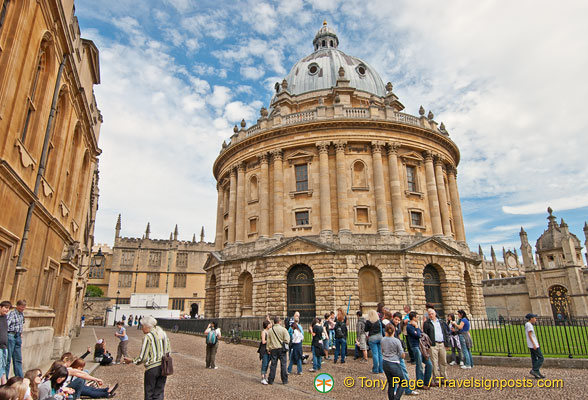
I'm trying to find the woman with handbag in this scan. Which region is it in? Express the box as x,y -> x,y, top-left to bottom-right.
122,316 -> 171,400
258,320 -> 272,384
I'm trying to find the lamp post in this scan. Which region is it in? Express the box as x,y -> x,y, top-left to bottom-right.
114,290 -> 120,326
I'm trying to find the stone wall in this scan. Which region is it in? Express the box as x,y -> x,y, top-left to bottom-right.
83,297 -> 111,325
482,276 -> 532,318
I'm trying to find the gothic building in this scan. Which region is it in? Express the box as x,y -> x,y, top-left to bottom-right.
0,0 -> 102,365
204,22 -> 486,319
483,208 -> 588,319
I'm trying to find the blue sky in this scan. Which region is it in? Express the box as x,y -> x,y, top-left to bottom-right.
76,0 -> 588,261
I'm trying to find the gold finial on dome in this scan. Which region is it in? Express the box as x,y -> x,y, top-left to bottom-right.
323,20 -> 327,26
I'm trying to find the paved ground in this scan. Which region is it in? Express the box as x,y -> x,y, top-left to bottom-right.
86,326 -> 586,399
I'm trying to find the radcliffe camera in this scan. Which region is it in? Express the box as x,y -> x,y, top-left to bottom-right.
0,1 -> 586,399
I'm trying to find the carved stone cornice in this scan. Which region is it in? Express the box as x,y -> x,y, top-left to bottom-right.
316,141 -> 330,154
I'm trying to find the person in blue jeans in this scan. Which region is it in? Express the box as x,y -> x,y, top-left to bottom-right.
392,312 -> 417,395
259,320 -> 272,384
309,318 -> 323,372
406,311 -> 432,389
6,300 -> 26,378
453,310 -> 473,369
288,322 -> 304,374
333,309 -> 348,363
365,310 -> 384,374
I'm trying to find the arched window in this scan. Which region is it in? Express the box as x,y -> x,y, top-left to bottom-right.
487,271 -> 496,279
239,272 -> 253,316
549,285 -> 570,322
358,266 -> 383,312
351,160 -> 368,189
248,175 -> 258,202
287,264 -> 315,320
423,264 -> 444,317
322,40 -> 325,47
330,40 -> 333,47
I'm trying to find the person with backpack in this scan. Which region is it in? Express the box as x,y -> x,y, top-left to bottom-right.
365,309 -> 384,374
287,322 -> 304,375
333,309 -> 348,364
204,322 -> 221,369
355,310 -> 368,362
407,311 -> 432,390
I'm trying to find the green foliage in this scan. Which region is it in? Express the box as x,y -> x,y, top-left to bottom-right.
85,285 -> 104,297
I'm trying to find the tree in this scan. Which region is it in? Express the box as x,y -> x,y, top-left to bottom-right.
85,285 -> 104,297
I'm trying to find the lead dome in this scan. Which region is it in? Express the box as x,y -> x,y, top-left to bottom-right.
278,21 -> 387,98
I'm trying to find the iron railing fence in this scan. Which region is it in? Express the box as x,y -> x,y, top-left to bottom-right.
157,316 -> 588,358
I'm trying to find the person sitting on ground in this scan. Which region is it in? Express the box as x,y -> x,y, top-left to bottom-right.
5,376 -> 32,400
53,356 -> 105,398
93,340 -> 113,366
0,385 -> 18,400
68,358 -> 117,399
24,369 -> 42,400
38,366 -> 75,400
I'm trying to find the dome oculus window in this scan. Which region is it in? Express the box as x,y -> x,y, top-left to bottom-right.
308,63 -> 319,76
356,64 -> 367,77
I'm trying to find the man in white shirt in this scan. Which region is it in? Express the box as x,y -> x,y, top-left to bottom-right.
525,313 -> 545,379
423,308 -> 448,383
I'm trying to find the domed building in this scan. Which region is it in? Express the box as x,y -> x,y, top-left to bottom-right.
204,22 -> 486,319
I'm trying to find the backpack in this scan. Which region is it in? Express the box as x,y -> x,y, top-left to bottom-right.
335,321 -> 347,339
206,329 -> 217,345
419,332 -> 432,360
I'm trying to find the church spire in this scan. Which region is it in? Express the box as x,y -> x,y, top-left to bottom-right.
200,226 -> 205,243
174,224 -> 179,241
115,214 -> 121,239
145,222 -> 150,239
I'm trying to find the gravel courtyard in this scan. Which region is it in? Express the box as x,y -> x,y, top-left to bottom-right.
89,326 -> 586,399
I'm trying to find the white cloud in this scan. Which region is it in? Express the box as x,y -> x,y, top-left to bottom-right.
240,66 -> 265,80
208,86 -> 232,111
503,195 -> 588,215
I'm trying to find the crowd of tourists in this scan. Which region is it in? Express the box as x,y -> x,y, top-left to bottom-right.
244,303 -> 476,398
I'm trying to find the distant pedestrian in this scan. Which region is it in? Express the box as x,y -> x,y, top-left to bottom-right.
137,316 -> 142,330
309,318 -> 323,372
258,320 -> 271,384
114,321 -> 129,364
81,315 -> 85,328
333,309 -> 348,364
266,316 -> 289,385
355,311 -> 368,362
365,309 -> 384,374
204,322 -> 221,369
0,300 -> 12,385
123,316 -> 170,400
121,315 -> 126,326
525,313 -> 545,379
453,310 -> 473,369
7,299 -> 26,378
446,313 -> 462,366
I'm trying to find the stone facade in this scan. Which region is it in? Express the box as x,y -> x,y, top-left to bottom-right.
96,217 -> 214,315
482,209 -> 588,319
204,23 -> 486,319
0,1 -> 101,364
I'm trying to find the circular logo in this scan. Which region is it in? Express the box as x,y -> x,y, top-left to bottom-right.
314,373 -> 334,393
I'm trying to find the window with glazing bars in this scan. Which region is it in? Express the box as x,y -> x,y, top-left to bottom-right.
406,166 -> 417,192
295,164 -> 308,191
295,211 -> 309,226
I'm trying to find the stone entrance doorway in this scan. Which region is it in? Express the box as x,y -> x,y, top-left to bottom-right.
423,264 -> 444,317
549,285 -> 570,322
287,264 -> 316,320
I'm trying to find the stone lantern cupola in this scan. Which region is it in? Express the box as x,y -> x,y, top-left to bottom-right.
313,20 -> 339,50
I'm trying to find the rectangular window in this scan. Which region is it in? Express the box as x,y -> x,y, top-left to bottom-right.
148,251 -> 161,267
406,166 -> 417,192
223,227 -> 228,242
172,298 -> 185,311
89,266 -> 104,279
356,207 -> 369,224
41,264 -> 57,306
410,211 -> 423,227
295,164 -> 308,191
117,298 -> 130,305
176,252 -> 188,268
117,272 -> 132,288
174,273 -> 187,288
249,217 -> 258,234
121,250 -> 135,266
295,211 -> 309,226
146,273 -> 160,288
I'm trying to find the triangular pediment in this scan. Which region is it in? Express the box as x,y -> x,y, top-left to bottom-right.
404,236 -> 462,256
399,151 -> 423,164
263,236 -> 333,256
203,251 -> 223,271
286,149 -> 315,165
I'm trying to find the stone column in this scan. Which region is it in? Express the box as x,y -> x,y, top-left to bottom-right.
423,151 -> 443,235
228,167 -> 237,243
387,142 -> 405,233
258,153 -> 270,238
272,149 -> 284,237
447,166 -> 466,242
371,141 -> 389,234
335,141 -> 350,233
317,142 -> 332,234
215,183 -> 224,249
235,163 -> 246,243
434,155 -> 452,236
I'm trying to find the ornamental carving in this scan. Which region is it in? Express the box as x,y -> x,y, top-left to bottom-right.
422,150 -> 434,161
316,142 -> 330,154
387,142 -> 400,155
14,139 -> 36,169
335,141 -> 346,153
41,177 -> 54,198
371,141 -> 384,153
271,149 -> 283,161
59,201 -> 70,218
257,153 -> 269,164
